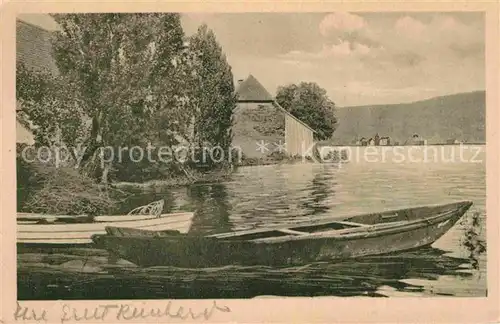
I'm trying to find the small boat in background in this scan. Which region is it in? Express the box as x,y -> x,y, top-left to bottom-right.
92,200 -> 473,268
17,200 -> 195,246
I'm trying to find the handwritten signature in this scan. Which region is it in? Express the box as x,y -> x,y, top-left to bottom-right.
8,301 -> 231,323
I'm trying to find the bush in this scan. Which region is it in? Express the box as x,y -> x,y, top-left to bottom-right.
17,144 -> 125,215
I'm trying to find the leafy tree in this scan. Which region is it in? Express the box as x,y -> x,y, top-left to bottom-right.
17,13 -> 193,181
276,82 -> 337,140
187,24 -> 237,166
17,64 -> 86,152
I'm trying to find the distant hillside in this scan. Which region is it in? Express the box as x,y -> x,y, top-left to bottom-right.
330,91 -> 485,145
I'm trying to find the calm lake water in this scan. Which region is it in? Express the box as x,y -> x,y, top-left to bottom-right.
18,145 -> 487,299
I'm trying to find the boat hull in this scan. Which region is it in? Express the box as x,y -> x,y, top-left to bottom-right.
92,201 -> 472,267
17,212 -> 194,246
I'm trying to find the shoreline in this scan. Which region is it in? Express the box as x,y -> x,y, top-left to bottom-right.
112,156 -> 349,190
318,143 -> 486,147
112,170 -> 234,190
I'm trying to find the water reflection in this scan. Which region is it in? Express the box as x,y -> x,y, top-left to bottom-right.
18,147 -> 487,299
17,247 -> 473,299
299,170 -> 337,216
187,184 -> 232,235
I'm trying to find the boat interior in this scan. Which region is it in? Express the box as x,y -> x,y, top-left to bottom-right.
17,200 -> 167,225
94,201 -> 470,242
17,213 -> 94,224
213,201 -> 470,241
343,200 -> 468,225
216,219 -> 377,240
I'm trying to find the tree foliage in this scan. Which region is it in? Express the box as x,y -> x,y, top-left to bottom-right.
52,13 -> 190,157
17,14 -> 238,182
276,82 -> 337,140
16,64 -> 86,150
187,24 -> 237,164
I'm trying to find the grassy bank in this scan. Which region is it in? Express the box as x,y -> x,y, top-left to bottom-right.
113,151 -> 332,190
112,168 -> 235,190
17,145 -> 343,214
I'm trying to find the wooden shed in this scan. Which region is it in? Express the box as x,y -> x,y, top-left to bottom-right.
234,75 -> 316,157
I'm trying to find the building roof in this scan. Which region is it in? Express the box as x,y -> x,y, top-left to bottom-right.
17,17 -> 59,74
236,74 -> 274,102
18,14 -> 60,31
236,74 -> 316,133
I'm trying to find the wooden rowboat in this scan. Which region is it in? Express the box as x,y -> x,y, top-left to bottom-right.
17,200 -> 194,246
91,200 -> 473,268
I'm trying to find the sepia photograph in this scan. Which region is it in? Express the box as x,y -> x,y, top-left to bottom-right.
14,11 -> 488,301
1,2 -> 497,321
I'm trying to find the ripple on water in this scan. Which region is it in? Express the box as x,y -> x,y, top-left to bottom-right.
18,154 -> 487,299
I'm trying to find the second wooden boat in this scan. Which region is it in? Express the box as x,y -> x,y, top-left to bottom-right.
92,200 -> 473,267
17,200 -> 194,246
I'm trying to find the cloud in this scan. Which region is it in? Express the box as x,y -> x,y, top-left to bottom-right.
325,13 -> 483,103
398,15 -> 482,51
281,40 -> 374,60
437,15 -> 463,31
354,43 -> 371,55
318,12 -> 380,49
356,13 -> 484,69
180,12 -> 484,106
449,42 -> 484,59
319,12 -> 366,36
427,15 -> 485,59
324,41 -> 351,56
293,13 -> 482,75
394,16 -> 426,36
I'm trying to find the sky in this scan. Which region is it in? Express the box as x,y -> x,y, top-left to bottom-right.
19,13 -> 485,107
181,12 -> 485,107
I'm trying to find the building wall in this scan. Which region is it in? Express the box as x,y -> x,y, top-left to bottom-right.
232,102 -> 315,158
233,102 -> 315,158
285,115 -> 314,156
232,102 -> 285,159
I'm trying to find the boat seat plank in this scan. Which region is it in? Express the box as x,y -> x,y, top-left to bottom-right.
17,213 -> 88,220
331,220 -> 370,227
278,229 -> 308,235
381,213 -> 399,219
211,220 -> 371,239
